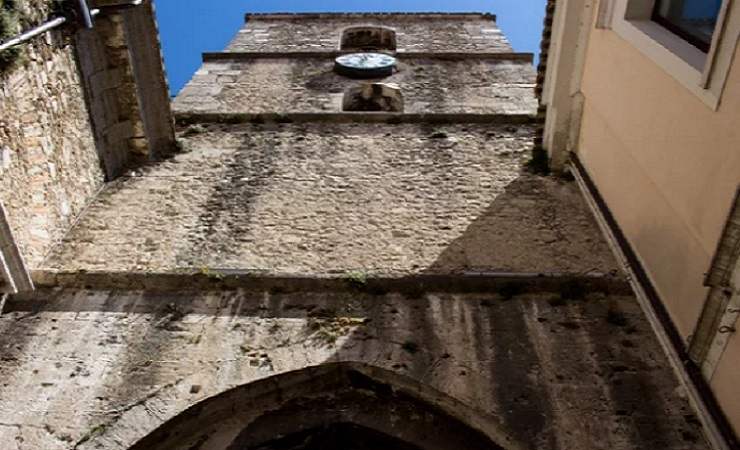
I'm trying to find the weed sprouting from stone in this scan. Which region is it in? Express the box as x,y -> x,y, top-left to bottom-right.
306,316 -> 367,347
345,270 -> 368,288
182,124 -> 206,137
199,266 -> 224,280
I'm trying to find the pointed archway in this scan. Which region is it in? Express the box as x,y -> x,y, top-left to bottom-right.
127,363 -> 526,450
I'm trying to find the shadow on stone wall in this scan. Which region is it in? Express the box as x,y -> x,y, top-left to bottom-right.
424,173 -> 621,275
0,286 -> 704,450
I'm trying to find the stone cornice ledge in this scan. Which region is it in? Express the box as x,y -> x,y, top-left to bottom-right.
173,112 -> 538,126
244,12 -> 497,22
30,269 -> 631,295
202,51 -> 533,63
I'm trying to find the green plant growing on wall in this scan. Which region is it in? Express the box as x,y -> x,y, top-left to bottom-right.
0,0 -> 21,72
344,270 -> 368,288
0,0 -> 69,73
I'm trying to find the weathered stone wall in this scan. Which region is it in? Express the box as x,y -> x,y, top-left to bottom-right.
79,0 -> 177,171
75,12 -> 148,176
0,1 -> 104,267
227,14 -> 513,53
174,57 -> 536,115
42,123 -> 618,276
0,287 -> 708,450
0,11 -> 715,450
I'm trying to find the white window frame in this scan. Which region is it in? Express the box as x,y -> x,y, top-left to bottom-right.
606,0 -> 740,110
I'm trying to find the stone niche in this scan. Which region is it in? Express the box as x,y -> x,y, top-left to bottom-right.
342,83 -> 404,112
340,26 -> 397,51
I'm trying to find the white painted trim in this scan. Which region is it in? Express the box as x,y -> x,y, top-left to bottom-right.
596,0 -> 616,29
541,0 -> 596,170
613,0 -> 740,111
570,161 -> 733,450
704,0 -> 740,105
702,0 -> 733,87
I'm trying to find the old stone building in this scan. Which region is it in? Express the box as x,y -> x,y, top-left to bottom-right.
0,4 -> 730,450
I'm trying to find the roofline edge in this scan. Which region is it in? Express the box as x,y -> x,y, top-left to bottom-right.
243,12 -> 497,23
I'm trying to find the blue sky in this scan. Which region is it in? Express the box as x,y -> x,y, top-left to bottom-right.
155,1 -> 546,95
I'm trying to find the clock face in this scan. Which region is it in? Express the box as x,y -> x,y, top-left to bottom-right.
335,53 -> 397,78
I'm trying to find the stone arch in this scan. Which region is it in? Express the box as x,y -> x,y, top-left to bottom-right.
110,363 -> 526,450
339,25 -> 397,51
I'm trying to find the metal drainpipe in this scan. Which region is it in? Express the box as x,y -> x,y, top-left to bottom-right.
0,16 -> 68,52
77,0 -> 94,29
0,0 -> 144,52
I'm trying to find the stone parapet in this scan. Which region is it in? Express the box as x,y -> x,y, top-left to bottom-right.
227,14 -> 513,53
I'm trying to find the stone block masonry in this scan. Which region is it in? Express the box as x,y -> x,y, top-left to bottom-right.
0,288 -> 709,450
174,57 -> 537,115
0,11 -> 718,450
42,122 -> 620,277
76,0 -> 176,179
0,1 -> 104,268
227,13 -> 513,53
0,0 -> 175,271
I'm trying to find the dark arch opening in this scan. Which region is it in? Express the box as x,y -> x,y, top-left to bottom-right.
340,26 -> 397,51
128,363 -> 522,450
236,423 -> 422,450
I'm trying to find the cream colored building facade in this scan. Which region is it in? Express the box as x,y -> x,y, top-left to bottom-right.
541,0 -> 740,446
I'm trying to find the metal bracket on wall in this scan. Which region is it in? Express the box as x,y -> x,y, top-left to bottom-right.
0,0 -> 144,52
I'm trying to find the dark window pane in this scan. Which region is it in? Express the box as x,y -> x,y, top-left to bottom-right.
653,0 -> 723,51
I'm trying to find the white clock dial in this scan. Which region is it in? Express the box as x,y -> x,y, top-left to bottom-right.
335,53 -> 397,78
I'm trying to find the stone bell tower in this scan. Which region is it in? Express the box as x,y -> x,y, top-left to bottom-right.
0,11 -> 712,450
